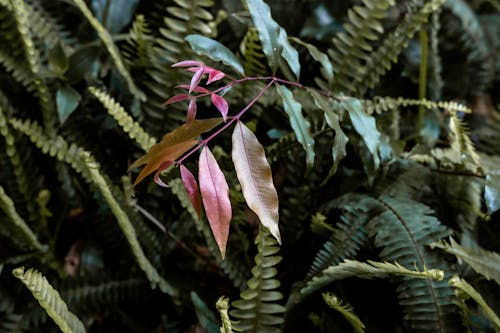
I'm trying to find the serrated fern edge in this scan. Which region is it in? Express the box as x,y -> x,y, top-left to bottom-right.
12,267 -> 86,333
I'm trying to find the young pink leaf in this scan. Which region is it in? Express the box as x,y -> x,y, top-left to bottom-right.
172,60 -> 203,67
211,94 -> 229,121
162,94 -> 190,106
190,67 -> 205,93
198,146 -> 232,259
180,165 -> 202,220
206,68 -> 225,84
176,85 -> 210,93
187,100 -> 197,125
154,161 -> 174,187
231,122 -> 281,243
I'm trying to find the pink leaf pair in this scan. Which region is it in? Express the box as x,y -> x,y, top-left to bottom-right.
211,94 -> 229,121
172,60 -> 225,93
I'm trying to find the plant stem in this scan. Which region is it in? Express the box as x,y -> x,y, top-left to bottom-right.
176,79 -> 275,165
417,29 -> 428,134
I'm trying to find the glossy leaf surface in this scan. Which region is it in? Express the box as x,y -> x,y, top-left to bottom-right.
232,122 -> 281,243
276,85 -> 315,173
185,34 -> 244,75
199,147 -> 232,258
211,94 -> 229,121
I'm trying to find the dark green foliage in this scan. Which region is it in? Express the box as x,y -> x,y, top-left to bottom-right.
1,0 -> 499,333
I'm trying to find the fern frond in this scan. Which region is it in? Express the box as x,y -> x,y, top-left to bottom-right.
240,27 -> 267,77
0,186 -> 44,251
306,193 -> 378,281
430,238 -> 500,285
368,195 -> 458,332
122,14 -> 155,68
355,0 -> 446,96
328,0 -> 397,94
217,296 -> 236,333
69,0 -> 145,100
0,92 -> 42,223
81,152 -> 176,296
449,275 -> 500,330
442,0 -> 495,95
322,292 -> 365,333
302,259 -> 444,297
0,313 -> 24,333
88,87 -> 156,151
9,0 -> 57,133
362,96 -> 471,115
0,49 -> 35,91
231,227 -> 285,333
12,267 -> 86,333
448,111 -> 481,169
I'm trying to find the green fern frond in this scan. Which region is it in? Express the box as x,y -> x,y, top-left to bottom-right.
306,193 -> 378,281
0,92 -> 42,223
362,96 -> 471,115
368,195 -> 458,332
449,275 -> 500,330
81,152 -> 176,296
240,27 -> 267,77
355,0 -> 446,96
12,267 -> 86,333
442,0 -> 495,95
328,0 -> 396,93
69,0 -> 145,100
322,292 -> 365,333
448,111 -> 481,169
231,226 -> 285,333
9,0 -> 57,134
0,186 -> 44,251
122,14 -> 155,68
430,238 -> 500,285
88,87 -> 156,151
0,313 -> 24,333
62,279 -> 145,310
302,259 -> 444,297
217,296 -> 236,333
0,49 -> 35,91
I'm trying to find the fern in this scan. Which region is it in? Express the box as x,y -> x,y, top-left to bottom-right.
69,0 -> 145,100
10,118 -> 176,296
88,87 -> 156,151
240,27 -> 267,77
322,292 -> 365,333
449,275 -> 500,330
328,0 -> 396,94
122,14 -> 155,69
362,96 -> 471,115
305,193 -> 377,281
354,0 -> 446,96
430,238 -> 500,285
81,152 -> 176,296
216,296 -> 235,333
230,226 -> 285,333
12,267 -> 86,333
0,185 -> 44,251
301,259 -> 444,297
367,195 -> 458,332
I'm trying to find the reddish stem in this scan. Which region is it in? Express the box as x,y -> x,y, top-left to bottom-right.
176,79 -> 275,165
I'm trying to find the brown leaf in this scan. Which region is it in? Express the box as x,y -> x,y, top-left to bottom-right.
129,118 -> 223,187
198,147 -> 232,258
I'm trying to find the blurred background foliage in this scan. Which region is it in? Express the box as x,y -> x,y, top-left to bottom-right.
0,0 -> 499,332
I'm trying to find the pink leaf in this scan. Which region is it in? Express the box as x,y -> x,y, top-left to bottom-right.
176,85 -> 209,93
198,146 -> 232,259
162,94 -> 190,106
172,60 -> 203,67
187,100 -> 197,125
206,69 -> 225,84
190,67 -> 205,93
180,165 -> 202,220
154,161 -> 174,187
231,122 -> 281,243
211,94 -> 229,121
